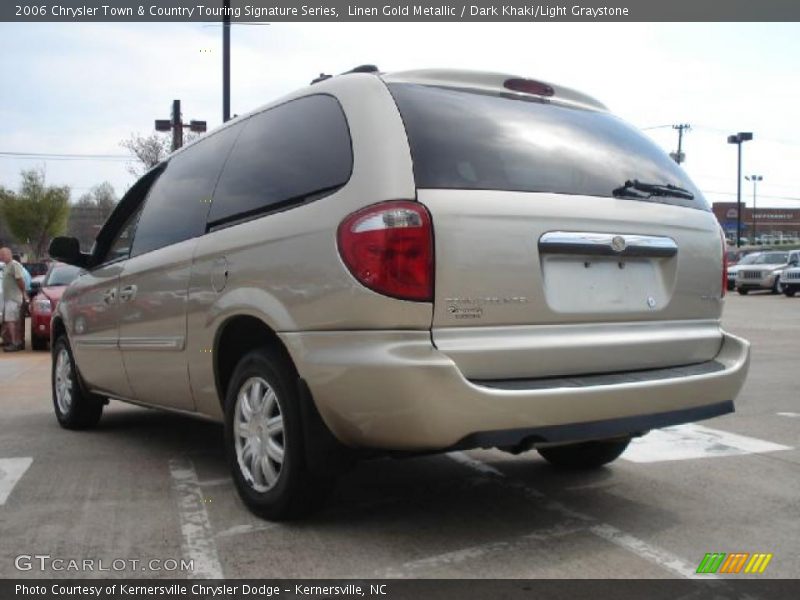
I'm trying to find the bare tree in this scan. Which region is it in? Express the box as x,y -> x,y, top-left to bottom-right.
68,182 -> 118,251
120,133 -> 170,177
120,132 -> 203,177
79,181 -> 118,220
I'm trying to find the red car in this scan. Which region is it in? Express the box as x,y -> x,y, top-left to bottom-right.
30,263 -> 81,351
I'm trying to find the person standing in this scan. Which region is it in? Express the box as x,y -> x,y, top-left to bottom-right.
1,247 -> 27,352
12,253 -> 32,350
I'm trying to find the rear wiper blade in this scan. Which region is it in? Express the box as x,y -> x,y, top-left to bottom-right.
613,179 -> 695,201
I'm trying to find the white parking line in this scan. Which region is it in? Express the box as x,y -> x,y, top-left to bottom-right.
776,412 -> 800,418
169,457 -> 224,579
588,524 -> 706,580
381,522 -> 587,577
215,523 -> 278,539
446,452 -> 712,580
197,477 -> 233,487
0,457 -> 33,505
623,423 -> 792,463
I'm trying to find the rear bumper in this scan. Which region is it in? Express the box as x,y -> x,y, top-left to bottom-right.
280,330 -> 750,451
31,312 -> 51,339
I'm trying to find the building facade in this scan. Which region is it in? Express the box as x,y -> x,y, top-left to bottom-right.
712,202 -> 800,242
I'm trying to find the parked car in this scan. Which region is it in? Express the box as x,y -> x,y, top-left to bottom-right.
780,254 -> 800,297
735,250 -> 797,294
48,68 -> 750,520
726,252 -> 761,291
29,263 -> 82,351
23,261 -> 49,278
725,248 -> 752,267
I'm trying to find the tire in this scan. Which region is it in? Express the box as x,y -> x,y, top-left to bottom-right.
737,288 -> 749,295
785,288 -> 796,298
538,437 -> 631,470
52,336 -> 104,430
224,347 -> 334,520
773,279 -> 784,295
31,335 -> 48,351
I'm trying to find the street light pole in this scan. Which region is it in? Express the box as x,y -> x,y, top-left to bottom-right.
746,175 -> 763,244
222,0 -> 231,122
727,132 -> 753,248
155,100 -> 207,152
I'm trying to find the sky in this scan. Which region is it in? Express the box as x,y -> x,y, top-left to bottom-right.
1,21 -> 799,209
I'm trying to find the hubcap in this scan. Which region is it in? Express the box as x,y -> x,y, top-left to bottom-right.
55,348 -> 73,415
234,377 -> 285,492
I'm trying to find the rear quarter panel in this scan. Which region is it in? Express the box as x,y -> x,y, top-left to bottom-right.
186,74 -> 428,419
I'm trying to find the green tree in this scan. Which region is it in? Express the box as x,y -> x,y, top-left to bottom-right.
0,169 -> 70,259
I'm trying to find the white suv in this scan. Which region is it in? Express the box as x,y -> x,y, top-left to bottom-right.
736,250 -> 797,295
780,252 -> 800,297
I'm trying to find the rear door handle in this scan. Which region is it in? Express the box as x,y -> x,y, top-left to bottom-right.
102,289 -> 117,304
119,285 -> 138,302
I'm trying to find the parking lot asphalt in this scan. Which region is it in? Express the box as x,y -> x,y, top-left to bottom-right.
0,293 -> 798,580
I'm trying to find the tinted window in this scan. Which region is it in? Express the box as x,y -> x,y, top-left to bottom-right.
105,205 -> 143,263
131,123 -> 243,256
389,83 -> 707,210
208,94 -> 352,227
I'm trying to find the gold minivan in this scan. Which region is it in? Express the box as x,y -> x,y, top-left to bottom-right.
50,68 -> 750,520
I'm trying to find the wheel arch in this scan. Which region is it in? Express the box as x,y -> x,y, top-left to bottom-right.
212,313 -> 354,473
51,315 -> 68,355
212,314 -> 297,410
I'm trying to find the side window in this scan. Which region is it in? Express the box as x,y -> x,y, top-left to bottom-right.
208,94 -> 352,227
130,123 -> 243,257
93,166 -> 162,266
105,206 -> 143,263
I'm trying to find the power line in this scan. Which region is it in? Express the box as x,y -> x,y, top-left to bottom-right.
641,124 -> 800,147
641,124 -> 674,130
0,151 -> 131,161
702,190 -> 800,202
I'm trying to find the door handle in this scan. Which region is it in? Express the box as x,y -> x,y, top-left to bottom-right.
102,289 -> 116,304
119,285 -> 138,302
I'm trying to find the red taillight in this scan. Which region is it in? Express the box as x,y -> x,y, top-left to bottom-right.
504,78 -> 555,97
720,229 -> 728,297
337,200 -> 433,302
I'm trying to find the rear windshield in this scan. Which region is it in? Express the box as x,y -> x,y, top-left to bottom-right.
388,83 -> 708,210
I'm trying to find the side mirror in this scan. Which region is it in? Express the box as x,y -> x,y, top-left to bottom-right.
30,280 -> 41,294
49,237 -> 89,268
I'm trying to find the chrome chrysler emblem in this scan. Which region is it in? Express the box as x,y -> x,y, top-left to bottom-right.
611,236 -> 627,253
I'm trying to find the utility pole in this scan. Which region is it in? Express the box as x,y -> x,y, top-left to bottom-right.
671,124 -> 690,164
155,100 -> 207,152
223,0 -> 231,122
